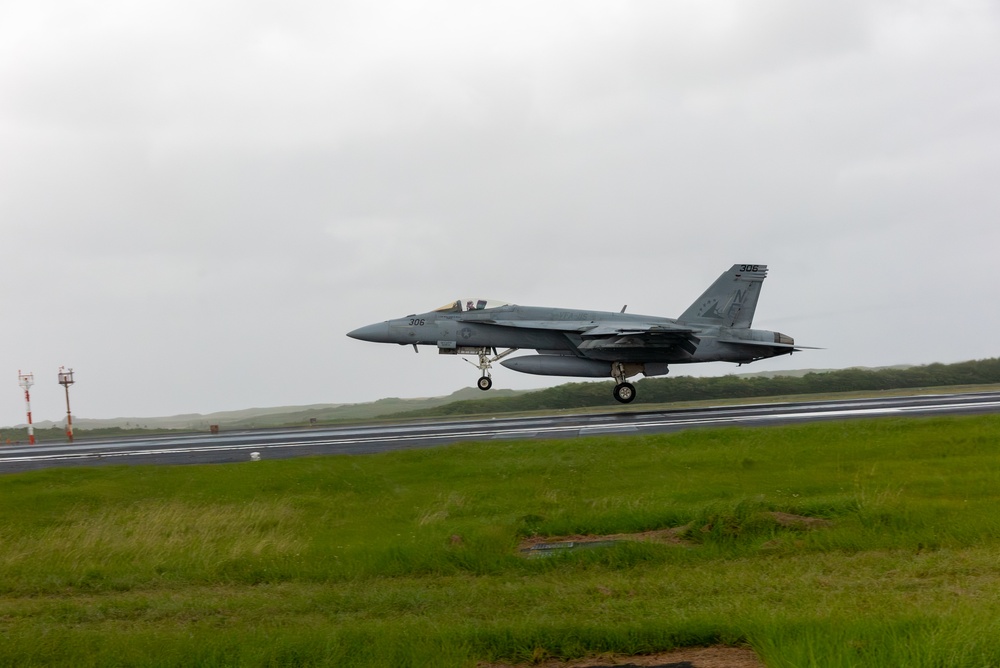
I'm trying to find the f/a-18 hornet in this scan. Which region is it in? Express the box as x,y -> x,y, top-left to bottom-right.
348,264 -> 809,404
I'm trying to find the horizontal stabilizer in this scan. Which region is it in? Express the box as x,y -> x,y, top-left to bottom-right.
717,339 -> 822,352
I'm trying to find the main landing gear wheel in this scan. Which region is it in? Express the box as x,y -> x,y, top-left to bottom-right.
613,382 -> 636,404
477,376 -> 493,391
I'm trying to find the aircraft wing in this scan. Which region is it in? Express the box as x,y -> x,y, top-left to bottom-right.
577,322 -> 701,355
459,317 -> 701,353
467,318 -> 698,338
580,323 -> 695,338
465,319 -> 602,332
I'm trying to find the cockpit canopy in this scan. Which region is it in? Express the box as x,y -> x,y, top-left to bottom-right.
434,298 -> 512,313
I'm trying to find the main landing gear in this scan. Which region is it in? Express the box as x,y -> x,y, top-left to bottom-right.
611,361 -> 637,404
463,347 -> 518,391
613,382 -> 636,403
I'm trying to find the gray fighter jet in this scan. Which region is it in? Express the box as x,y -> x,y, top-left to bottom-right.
348,264 -> 808,403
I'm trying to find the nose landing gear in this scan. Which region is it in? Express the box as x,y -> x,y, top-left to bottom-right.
462,347 -> 518,391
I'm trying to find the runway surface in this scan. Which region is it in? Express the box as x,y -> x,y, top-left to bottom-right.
2,391 -> 999,474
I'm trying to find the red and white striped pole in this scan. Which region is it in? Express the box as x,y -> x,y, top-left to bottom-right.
18,371 -> 35,445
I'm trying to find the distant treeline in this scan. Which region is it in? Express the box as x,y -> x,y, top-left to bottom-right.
398,358 -> 1000,418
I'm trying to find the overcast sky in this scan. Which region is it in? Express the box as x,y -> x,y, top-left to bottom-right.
2,0 -> 998,427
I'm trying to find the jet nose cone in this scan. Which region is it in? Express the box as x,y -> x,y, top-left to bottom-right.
347,322 -> 391,343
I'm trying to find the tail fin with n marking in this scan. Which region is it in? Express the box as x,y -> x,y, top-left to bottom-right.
678,264 -> 768,329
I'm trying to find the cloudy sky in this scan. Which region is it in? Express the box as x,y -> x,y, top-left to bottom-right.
2,0 -> 998,427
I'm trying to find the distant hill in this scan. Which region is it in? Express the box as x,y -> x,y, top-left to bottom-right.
21,405 -> 337,431
221,387 -> 530,429
7,387 -> 531,432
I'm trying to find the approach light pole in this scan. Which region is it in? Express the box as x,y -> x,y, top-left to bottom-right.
58,367 -> 75,443
18,371 -> 35,445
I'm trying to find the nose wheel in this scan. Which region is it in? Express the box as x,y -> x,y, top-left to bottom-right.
463,347 -> 517,391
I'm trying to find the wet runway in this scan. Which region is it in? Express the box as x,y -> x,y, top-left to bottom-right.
2,391 -> 999,473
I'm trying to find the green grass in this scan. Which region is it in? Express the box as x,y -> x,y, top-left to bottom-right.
2,415 -> 1000,666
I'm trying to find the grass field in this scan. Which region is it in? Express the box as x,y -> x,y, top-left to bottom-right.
2,414 -> 1000,666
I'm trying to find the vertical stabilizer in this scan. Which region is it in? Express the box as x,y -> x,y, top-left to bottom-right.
678,264 -> 768,328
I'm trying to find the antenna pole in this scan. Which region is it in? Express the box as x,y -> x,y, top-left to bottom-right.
58,367 -> 76,443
